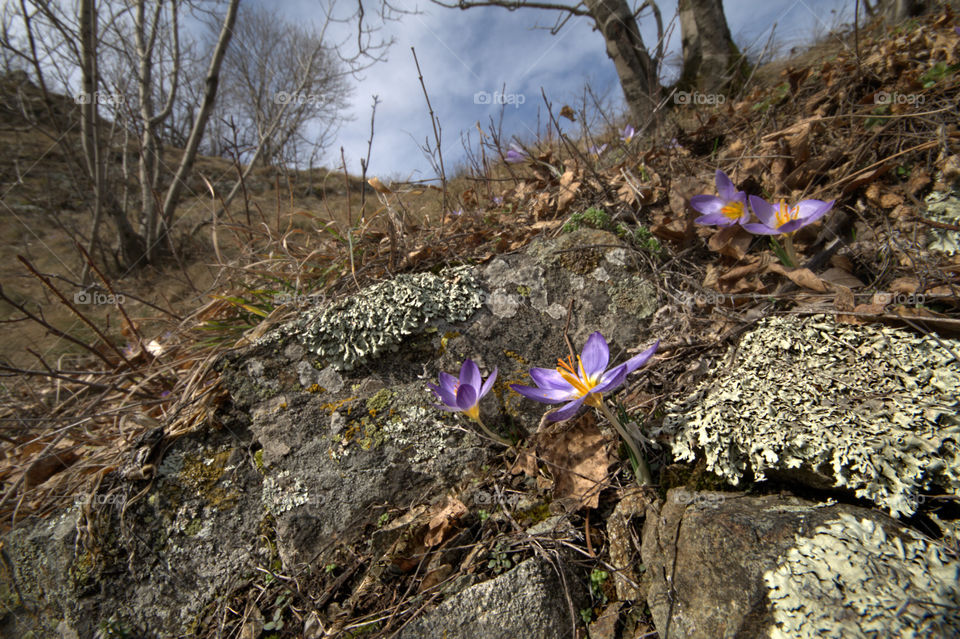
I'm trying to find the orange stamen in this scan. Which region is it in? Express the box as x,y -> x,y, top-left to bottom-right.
721,201 -> 744,220
774,199 -> 799,228
556,355 -> 596,397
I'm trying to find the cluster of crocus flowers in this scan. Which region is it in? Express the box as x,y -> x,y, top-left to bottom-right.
511,332 -> 659,485
429,359 -> 511,446
692,169 -> 835,266
428,332 -> 660,484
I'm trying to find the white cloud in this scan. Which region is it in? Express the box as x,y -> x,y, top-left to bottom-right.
253,0 -> 851,178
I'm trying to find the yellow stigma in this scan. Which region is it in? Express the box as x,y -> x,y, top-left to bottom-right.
556,355 -> 598,398
721,200 -> 744,220
464,404 -> 480,421
774,199 -> 799,228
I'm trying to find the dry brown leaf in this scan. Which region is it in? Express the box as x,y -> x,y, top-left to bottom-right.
24,449 -> 80,489
537,413 -> 610,510
841,163 -> 891,194
461,188 -> 478,208
418,564 -> 454,593
717,259 -> 764,286
889,277 -> 920,294
367,176 -> 393,195
531,192 -> 553,221
905,169 -> 931,196
588,602 -> 625,639
834,287 -> 856,311
768,264 -> 829,292
880,192 -> 904,209
556,169 -> 581,212
820,267 -> 865,289
424,496 -> 467,547
559,105 -> 576,121
510,448 -> 538,477
707,225 -> 752,260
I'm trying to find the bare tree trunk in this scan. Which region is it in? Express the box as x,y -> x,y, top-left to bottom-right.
584,0 -> 660,130
135,0 -> 180,263
158,0 -> 239,231
678,0 -> 741,93
883,0 -> 923,21
78,0 -> 102,284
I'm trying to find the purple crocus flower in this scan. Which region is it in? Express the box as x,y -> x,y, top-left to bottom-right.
511,332 -> 658,422
589,143 -> 607,157
505,143 -> 528,163
690,169 -> 749,226
621,124 -> 636,143
742,195 -> 834,235
429,359 -> 497,422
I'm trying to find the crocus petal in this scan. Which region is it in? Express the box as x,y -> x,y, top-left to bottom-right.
459,359 -> 481,393
580,332 -> 610,379
623,340 -> 659,374
548,397 -> 587,422
479,367 -> 498,399
690,194 -> 725,216
510,384 -> 572,404
432,403 -> 459,413
715,170 -> 736,201
795,199 -> 834,224
695,212 -> 739,226
749,195 -> 775,227
593,363 -> 628,394
529,367 -> 575,391
434,373 -> 457,406
455,384 -> 478,412
776,219 -> 807,234
742,222 -> 780,235
438,372 -> 461,401
430,379 -> 457,407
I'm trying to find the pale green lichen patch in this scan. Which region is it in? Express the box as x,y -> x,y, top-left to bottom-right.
290,266 -> 484,370
661,315 -> 960,517
923,189 -> 960,255
261,470 -> 310,515
764,513 -> 960,638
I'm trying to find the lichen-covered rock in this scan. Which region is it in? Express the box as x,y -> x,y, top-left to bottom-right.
1,432 -> 266,638
2,229 -> 661,638
924,189 -> 960,255
397,557 -> 587,639
660,314 -> 960,517
640,490 -> 917,639
765,512 -> 960,638
289,265 -> 484,370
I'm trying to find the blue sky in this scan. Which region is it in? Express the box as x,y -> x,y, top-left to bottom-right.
250,0 -> 855,181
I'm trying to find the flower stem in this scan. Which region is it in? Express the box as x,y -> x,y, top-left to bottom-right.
473,417 -> 512,447
783,234 -> 800,268
597,401 -> 653,485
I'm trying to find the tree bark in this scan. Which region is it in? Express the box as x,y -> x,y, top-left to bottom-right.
584,0 -> 660,130
158,0 -> 239,239
678,0 -> 741,93
78,0 -> 103,283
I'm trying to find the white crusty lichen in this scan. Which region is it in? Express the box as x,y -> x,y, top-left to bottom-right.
924,189 -> 960,255
764,513 -> 960,638
661,314 -> 960,517
293,266 -> 483,370
261,470 -> 310,515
